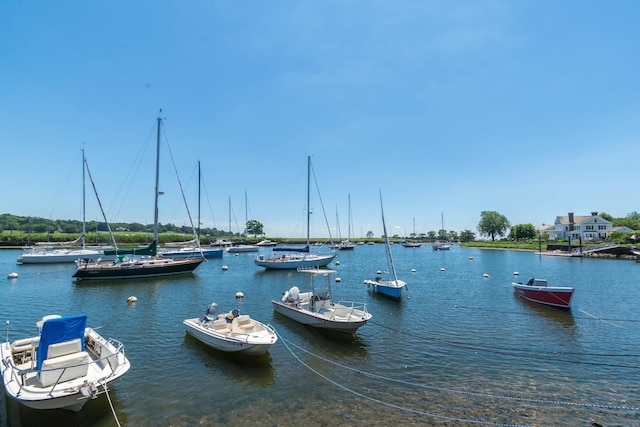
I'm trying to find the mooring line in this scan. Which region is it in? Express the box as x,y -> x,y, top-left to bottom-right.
277,331 -> 530,427
282,337 -> 640,413
367,319 -> 639,365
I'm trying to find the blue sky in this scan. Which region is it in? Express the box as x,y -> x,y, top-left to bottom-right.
2,1 -> 639,239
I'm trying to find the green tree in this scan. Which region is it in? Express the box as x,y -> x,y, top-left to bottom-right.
509,223 -> 536,241
477,211 -> 510,241
246,220 -> 264,237
366,231 -> 374,238
459,229 -> 475,242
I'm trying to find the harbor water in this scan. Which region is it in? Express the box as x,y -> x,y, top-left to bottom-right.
1,245 -> 639,427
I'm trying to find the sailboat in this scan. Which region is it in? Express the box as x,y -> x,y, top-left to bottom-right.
337,194 -> 356,250
73,110 -> 206,280
226,192 -> 258,253
402,217 -> 422,248
160,161 -> 223,259
254,156 -> 336,269
17,149 -> 115,264
432,212 -> 452,250
364,190 -> 407,299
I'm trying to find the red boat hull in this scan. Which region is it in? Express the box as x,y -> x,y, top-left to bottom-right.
512,282 -> 574,309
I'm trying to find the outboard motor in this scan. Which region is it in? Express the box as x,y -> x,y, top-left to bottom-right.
204,302 -> 218,320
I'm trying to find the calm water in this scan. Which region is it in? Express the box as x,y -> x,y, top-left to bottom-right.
1,246 -> 639,427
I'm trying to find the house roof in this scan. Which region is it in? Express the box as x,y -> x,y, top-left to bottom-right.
554,214 -> 610,225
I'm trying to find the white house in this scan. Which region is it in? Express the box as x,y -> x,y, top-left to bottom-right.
549,212 -> 612,241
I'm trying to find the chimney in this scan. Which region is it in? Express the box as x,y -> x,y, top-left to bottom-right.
591,212 -> 598,216
568,212 -> 574,231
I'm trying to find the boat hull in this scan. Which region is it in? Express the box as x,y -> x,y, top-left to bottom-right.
1,324 -> 130,412
183,318 -> 276,356
512,282 -> 574,308
226,245 -> 259,253
73,257 -> 204,280
272,300 -> 369,334
17,249 -> 114,264
254,253 -> 336,270
364,279 -> 406,300
160,248 -> 223,259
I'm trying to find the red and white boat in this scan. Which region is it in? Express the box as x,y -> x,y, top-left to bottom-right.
512,278 -> 574,309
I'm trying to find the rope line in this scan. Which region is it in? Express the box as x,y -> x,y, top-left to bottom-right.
366,319 -> 640,365
101,381 -> 122,427
277,332 -> 530,427
283,338 -> 640,412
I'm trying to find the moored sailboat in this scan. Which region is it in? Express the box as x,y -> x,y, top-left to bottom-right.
254,156 -> 335,269
364,190 -> 407,299
73,110 -> 205,280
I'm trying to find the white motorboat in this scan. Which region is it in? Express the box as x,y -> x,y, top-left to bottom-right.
184,303 -> 277,356
1,314 -> 130,411
273,268 -> 372,334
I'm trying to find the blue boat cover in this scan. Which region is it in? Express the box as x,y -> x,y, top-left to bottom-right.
273,245 -> 310,252
36,314 -> 87,371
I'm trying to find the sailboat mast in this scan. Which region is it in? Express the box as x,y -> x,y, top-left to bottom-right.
197,160 -> 201,240
228,197 -> 232,238
81,147 -> 86,250
153,112 -> 161,244
244,190 -> 248,239
380,190 -> 399,283
306,155 -> 311,246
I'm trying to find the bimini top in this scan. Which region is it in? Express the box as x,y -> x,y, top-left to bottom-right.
36,314 -> 87,370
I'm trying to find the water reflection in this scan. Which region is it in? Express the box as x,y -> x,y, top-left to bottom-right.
182,334 -> 275,387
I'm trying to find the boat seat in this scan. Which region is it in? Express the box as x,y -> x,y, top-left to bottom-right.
11,336 -> 40,353
232,315 -> 254,333
212,318 -> 231,334
47,338 -> 82,359
38,351 -> 91,387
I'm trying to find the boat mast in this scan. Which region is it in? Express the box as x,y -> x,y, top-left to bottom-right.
81,147 -> 86,250
306,155 -> 311,247
197,160 -> 201,240
153,110 -> 162,245
380,189 -> 399,283
244,190 -> 248,240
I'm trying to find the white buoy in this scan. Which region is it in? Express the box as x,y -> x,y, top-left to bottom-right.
513,271 -> 519,276
411,268 -> 416,273
7,272 -> 18,279
335,277 -> 341,283
335,261 -> 340,266
469,256 -> 474,260
127,296 -> 137,304
483,273 -> 489,278
440,268 -> 445,272
234,253 -> 238,257
235,291 -> 244,298
222,265 -> 228,271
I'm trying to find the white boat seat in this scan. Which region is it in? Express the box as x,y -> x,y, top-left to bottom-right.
11,336 -> 40,353
232,315 -> 254,332
212,318 -> 231,334
39,351 -> 91,387
47,338 -> 82,359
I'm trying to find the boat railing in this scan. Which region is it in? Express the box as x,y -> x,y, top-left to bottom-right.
3,337 -> 127,396
333,301 -> 369,319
